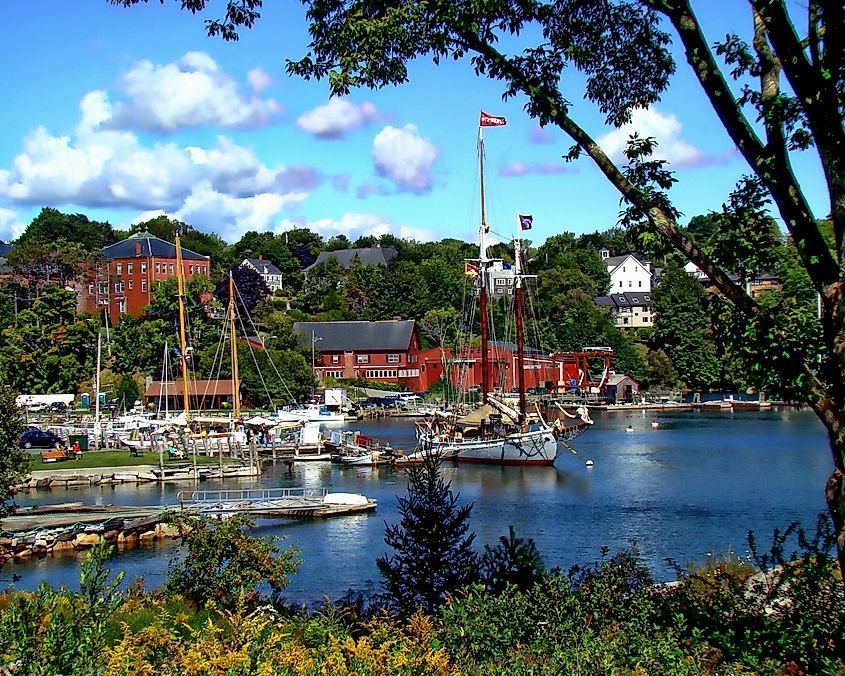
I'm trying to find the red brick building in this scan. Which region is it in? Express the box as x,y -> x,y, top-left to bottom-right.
294,319 -> 446,392
81,229 -> 210,324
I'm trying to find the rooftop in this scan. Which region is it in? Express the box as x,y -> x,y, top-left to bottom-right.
293,319 -> 415,352
103,230 -> 209,261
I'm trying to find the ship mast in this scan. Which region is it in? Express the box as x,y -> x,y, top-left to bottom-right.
514,237 -> 527,423
228,271 -> 241,420
478,126 -> 490,405
175,234 -> 191,422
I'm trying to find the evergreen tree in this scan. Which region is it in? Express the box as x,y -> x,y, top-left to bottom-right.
377,458 -> 478,613
0,387 -> 30,517
480,525 -> 545,593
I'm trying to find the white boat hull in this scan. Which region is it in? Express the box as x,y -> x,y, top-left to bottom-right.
420,426 -> 560,466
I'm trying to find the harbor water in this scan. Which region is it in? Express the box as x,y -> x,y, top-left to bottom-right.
3,407 -> 832,606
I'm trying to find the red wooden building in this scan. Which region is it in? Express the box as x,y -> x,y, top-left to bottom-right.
293,319 -> 446,392
81,229 -> 210,324
452,343 -> 613,395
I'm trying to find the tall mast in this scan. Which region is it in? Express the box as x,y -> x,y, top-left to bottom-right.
94,332 -> 102,451
514,238 -> 527,423
478,126 -> 490,404
175,234 -> 191,421
229,271 -> 241,420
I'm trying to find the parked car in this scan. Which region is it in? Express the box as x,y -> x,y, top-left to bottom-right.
19,428 -> 64,449
48,402 -> 67,413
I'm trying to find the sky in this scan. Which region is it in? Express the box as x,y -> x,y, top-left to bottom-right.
0,1 -> 829,249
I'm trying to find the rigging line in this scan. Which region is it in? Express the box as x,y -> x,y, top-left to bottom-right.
202,304 -> 230,412
231,281 -> 297,406
235,308 -> 277,410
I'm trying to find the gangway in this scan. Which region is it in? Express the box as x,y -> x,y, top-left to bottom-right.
176,487 -> 376,518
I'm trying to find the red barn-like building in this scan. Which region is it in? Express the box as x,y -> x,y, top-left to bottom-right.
82,230 -> 211,324
294,319 -> 446,393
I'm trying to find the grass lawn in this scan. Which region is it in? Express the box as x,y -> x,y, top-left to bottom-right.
31,450 -> 239,471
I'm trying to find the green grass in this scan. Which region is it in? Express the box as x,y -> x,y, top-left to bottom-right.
33,450 -> 239,470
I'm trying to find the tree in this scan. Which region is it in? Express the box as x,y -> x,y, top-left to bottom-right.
377,458 -> 478,613
480,525 -> 545,593
165,513 -> 301,608
419,306 -> 460,380
111,0 -> 845,582
215,264 -> 271,318
652,266 -> 722,389
0,386 -> 30,518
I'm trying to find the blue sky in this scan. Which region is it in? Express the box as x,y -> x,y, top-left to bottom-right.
0,1 -> 828,248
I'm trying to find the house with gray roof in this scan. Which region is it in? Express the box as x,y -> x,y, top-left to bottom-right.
595,291 -> 654,329
241,257 -> 283,292
292,319 -> 445,392
305,247 -> 398,275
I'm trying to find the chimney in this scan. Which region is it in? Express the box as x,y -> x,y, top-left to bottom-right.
135,241 -> 142,256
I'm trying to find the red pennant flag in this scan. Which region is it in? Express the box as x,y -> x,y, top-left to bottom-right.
464,262 -> 480,276
519,214 -> 533,231
480,111 -> 507,127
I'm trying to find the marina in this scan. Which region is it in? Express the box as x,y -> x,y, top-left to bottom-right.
1,407 -> 830,606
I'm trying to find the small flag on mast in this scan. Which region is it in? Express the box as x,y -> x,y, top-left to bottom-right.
480,111 -> 507,127
464,262 -> 480,276
519,214 -> 533,231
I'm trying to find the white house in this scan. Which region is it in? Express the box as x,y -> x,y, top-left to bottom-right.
600,249 -> 653,292
242,257 -> 283,292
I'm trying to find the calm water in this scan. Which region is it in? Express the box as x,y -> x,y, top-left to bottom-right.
3,408 -> 832,604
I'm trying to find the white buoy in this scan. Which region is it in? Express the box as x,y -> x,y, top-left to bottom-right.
585,459 -> 594,467
651,419 -> 659,428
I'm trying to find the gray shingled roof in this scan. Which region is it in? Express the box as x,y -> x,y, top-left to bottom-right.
595,292 -> 653,309
244,258 -> 281,276
307,247 -> 398,271
293,320 -> 415,351
0,242 -> 12,256
102,231 -> 209,261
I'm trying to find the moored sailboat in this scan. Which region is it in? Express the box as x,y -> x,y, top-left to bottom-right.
415,113 -> 592,466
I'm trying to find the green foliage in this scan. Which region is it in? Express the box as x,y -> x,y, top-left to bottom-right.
0,284 -> 98,394
652,266 -> 722,389
113,373 -> 140,409
164,513 -> 301,608
0,538 -> 124,674
0,386 -> 30,518
15,207 -> 116,254
377,458 -> 478,614
110,315 -> 171,377
480,526 -> 545,593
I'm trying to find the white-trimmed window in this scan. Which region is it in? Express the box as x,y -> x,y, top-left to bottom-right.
115,263 -> 122,275
118,298 -> 127,313
141,262 -> 147,273
387,354 -> 400,363
127,263 -> 133,274
128,280 -> 133,290
356,354 -> 370,364
88,282 -> 94,294
114,281 -> 124,293
169,263 -> 174,274
141,280 -> 147,292
189,264 -> 194,275
331,355 -> 340,364
155,263 -> 161,274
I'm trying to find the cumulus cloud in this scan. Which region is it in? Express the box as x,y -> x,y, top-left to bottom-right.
372,124 -> 438,194
332,173 -> 351,193
108,52 -> 281,132
500,162 -> 572,177
355,181 -> 391,199
297,98 -> 378,139
247,67 -> 272,93
277,212 -> 437,241
0,207 -> 26,240
175,183 -> 308,243
598,107 -> 731,168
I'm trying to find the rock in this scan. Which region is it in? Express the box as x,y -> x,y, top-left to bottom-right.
103,530 -> 119,542
52,540 -> 75,553
74,533 -> 101,548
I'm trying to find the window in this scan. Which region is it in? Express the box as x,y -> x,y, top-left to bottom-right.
141,262 -> 147,273
202,265 -> 207,274
409,354 -> 417,363
643,316 -> 649,323
619,281 -> 623,288
99,282 -> 108,295
116,263 -> 122,275
114,281 -> 124,293
356,355 -> 370,364
155,263 -> 161,274
141,280 -> 147,292
127,263 -> 133,274
169,264 -> 174,274
387,354 -> 400,363
622,266 -> 626,272
128,280 -> 133,290
189,265 -> 194,275
628,281 -> 632,287
638,281 -> 642,288
119,298 -> 127,313
88,282 -> 94,294
331,355 -> 340,364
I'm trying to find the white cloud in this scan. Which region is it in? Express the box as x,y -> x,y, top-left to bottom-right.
0,207 -> 25,240
176,183 -> 308,243
276,212 -> 437,241
297,98 -> 378,139
372,124 -> 438,194
247,68 -> 273,93
109,52 -> 282,132
598,108 -> 729,168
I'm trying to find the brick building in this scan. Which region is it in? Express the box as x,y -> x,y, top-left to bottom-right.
81,229 -> 210,324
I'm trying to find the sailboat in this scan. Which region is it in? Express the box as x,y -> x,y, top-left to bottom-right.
414,113 -> 592,466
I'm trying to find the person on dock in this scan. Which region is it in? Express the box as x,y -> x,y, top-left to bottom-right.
71,440 -> 82,458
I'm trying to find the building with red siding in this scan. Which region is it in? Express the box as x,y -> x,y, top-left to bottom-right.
293,319 -> 446,393
81,229 -> 211,324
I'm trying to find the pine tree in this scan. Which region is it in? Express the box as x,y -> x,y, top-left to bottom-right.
377,458 -> 478,613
